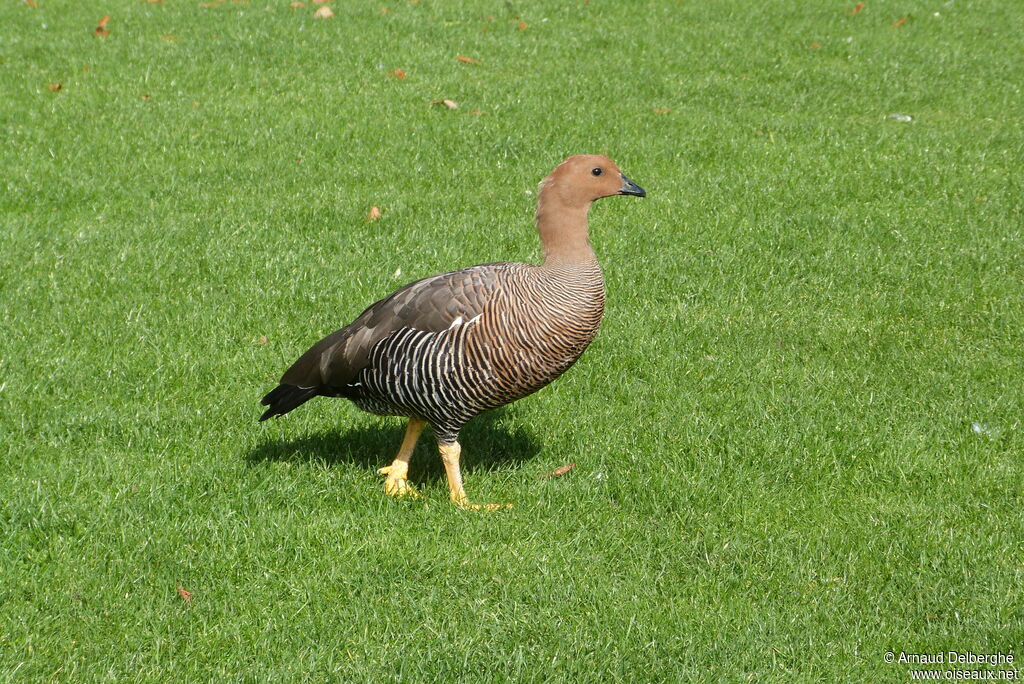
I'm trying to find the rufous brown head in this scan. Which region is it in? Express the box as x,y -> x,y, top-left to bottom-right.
539,154 -> 646,209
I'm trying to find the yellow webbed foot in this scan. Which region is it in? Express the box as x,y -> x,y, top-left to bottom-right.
377,464 -> 421,499
438,441 -> 510,510
451,493 -> 512,512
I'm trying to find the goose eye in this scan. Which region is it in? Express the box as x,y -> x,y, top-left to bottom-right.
591,167 -> 603,177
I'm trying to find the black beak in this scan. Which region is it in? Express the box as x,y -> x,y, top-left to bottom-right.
619,174 -> 646,197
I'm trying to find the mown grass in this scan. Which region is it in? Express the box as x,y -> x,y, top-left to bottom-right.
2,0 -> 1022,680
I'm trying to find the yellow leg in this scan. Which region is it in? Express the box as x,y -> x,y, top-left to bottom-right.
377,418 -> 426,498
439,441 -> 511,511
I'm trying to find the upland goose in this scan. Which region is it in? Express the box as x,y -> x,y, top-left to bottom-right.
260,155 -> 645,508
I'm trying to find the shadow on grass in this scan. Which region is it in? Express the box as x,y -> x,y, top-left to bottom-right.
245,410 -> 540,483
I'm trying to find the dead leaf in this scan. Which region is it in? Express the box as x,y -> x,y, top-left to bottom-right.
810,41 -> 821,49
469,108 -> 486,115
146,0 -> 164,3
140,94 -> 150,100
652,107 -> 670,114
177,586 -> 192,603
26,0 -> 38,6
160,34 -> 180,41
380,7 -> 390,13
517,22 -> 527,30
367,206 -> 382,221
389,68 -> 406,80
892,17 -> 906,27
258,335 -> 268,344
46,83 -> 62,92
430,99 -> 458,109
455,55 -> 480,65
313,5 -> 333,18
83,64 -> 90,72
540,463 -> 576,479
850,2 -> 864,15
313,0 -> 329,4
94,15 -> 110,38
289,1 -> 305,7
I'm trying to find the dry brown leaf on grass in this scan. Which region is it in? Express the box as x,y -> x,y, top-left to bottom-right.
430,99 -> 458,109
652,107 -> 670,114
257,336 -> 268,345
289,1 -> 305,7
140,94 -> 151,100
160,34 -> 180,41
456,55 -> 480,65
312,0 -> 330,4
850,2 -> 864,15
389,68 -> 406,80
892,17 -> 907,27
26,0 -> 38,6
313,5 -> 333,18
810,41 -> 821,49
517,22 -> 528,30
367,206 -> 382,221
46,83 -> 62,92
539,463 -> 576,479
177,586 -> 192,603
94,15 -> 110,37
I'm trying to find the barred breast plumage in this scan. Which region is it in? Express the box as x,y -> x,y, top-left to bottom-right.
260,154 -> 645,509
351,260 -> 605,443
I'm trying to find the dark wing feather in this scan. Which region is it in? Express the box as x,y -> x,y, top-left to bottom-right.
258,384 -> 319,421
277,263 -> 506,391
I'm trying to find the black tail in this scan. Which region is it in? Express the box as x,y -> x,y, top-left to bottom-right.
259,384 -> 320,421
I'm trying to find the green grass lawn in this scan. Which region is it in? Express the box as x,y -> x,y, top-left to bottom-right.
2,0 -> 1022,679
